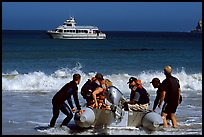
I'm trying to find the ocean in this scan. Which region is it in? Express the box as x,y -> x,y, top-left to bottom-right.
2,30 -> 202,135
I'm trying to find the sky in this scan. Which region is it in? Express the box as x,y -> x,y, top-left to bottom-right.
2,2 -> 202,32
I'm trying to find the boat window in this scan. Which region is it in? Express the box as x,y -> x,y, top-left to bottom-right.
58,29 -> 63,32
70,30 -> 75,33
67,24 -> 72,26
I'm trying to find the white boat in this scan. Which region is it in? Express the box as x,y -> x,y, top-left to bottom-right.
191,20 -> 202,33
47,17 -> 106,39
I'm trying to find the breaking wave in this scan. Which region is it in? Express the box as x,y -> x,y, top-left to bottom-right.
2,65 -> 202,95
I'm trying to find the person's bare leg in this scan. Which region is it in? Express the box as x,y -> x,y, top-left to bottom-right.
162,113 -> 168,128
170,113 -> 177,128
92,87 -> 103,108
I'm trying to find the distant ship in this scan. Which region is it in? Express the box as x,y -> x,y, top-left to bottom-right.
47,17 -> 106,39
191,19 -> 202,33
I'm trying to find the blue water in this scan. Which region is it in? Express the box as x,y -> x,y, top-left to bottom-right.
2,30 -> 202,75
2,30 -> 202,135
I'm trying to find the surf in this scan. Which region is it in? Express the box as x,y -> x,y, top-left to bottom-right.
2,67 -> 202,93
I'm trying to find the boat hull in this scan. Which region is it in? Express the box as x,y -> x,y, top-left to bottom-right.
127,110 -> 163,131
74,107 -> 116,128
74,108 -> 163,131
74,86 -> 163,131
47,31 -> 106,39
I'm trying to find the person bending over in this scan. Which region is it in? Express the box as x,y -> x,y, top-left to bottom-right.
91,73 -> 107,108
49,73 -> 83,127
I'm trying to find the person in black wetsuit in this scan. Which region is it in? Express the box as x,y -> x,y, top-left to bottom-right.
158,66 -> 181,128
49,73 -> 82,127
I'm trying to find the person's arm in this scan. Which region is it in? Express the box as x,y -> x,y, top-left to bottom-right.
153,94 -> 160,111
158,91 -> 166,108
67,97 -> 74,109
135,92 -> 140,104
66,87 -> 74,109
159,80 -> 166,108
177,88 -> 181,106
73,89 -> 81,110
177,79 -> 181,106
128,92 -> 140,104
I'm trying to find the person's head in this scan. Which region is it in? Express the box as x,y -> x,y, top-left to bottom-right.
95,73 -> 104,81
105,79 -> 113,87
150,78 -> 160,88
127,77 -> 137,88
73,73 -> 81,85
164,65 -> 172,77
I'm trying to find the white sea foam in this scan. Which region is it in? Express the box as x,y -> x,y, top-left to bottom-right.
2,66 -> 202,94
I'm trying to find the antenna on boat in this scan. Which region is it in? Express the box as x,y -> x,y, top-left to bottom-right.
69,9 -> 71,18
68,8 -> 73,19
68,9 -> 75,20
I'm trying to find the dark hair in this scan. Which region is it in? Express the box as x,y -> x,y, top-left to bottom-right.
95,73 -> 104,80
73,73 -> 81,81
150,78 -> 160,84
127,77 -> 137,84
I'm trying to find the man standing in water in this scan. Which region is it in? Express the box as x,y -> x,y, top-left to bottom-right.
158,65 -> 181,128
49,73 -> 83,127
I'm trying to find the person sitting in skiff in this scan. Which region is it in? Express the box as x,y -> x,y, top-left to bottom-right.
123,77 -> 150,111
